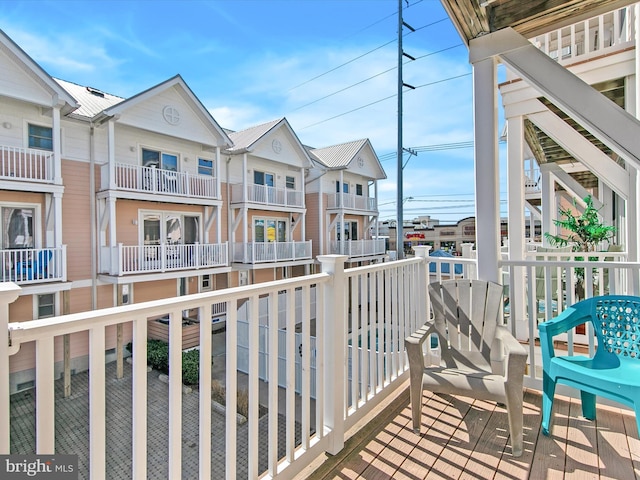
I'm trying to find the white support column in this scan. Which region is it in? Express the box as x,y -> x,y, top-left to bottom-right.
52,105 -> 62,184
53,192 -> 63,249
108,197 -> 117,249
0,284 -> 20,454
317,255 -> 348,455
215,146 -> 221,200
540,166 -> 555,246
506,116 -> 528,340
472,56 -> 500,283
108,120 -> 116,190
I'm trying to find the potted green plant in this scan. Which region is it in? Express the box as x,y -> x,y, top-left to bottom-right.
544,194 -> 616,300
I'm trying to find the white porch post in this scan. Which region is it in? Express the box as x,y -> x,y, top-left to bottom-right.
215,146 -> 221,200
471,55 -> 500,283
0,283 -> 21,454
52,105 -> 62,184
317,255 -> 348,455
540,165 -> 555,245
506,116 -> 528,340
108,119 -> 116,190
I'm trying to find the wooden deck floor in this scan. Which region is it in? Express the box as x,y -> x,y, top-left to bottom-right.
308,387 -> 640,480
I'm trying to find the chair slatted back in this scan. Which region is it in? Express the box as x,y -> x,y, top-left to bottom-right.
429,279 -> 503,361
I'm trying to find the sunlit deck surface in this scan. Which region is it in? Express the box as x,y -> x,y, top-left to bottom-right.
308,387 -> 640,480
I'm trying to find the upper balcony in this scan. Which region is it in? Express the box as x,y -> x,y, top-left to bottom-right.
327,192 -> 377,213
230,183 -> 304,209
232,240 -> 312,264
0,145 -> 55,186
329,239 -> 386,259
0,246 -> 67,285
528,6 -> 635,68
101,163 -> 219,200
99,242 -> 228,276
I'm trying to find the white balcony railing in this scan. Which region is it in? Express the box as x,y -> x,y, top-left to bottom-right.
100,242 -> 228,275
0,246 -> 66,284
327,192 -> 377,211
329,239 -> 386,258
0,145 -> 54,183
230,183 -> 304,208
103,163 -> 219,199
4,249 -> 640,478
531,5 -> 635,65
1,255 -> 428,479
232,241 -> 312,264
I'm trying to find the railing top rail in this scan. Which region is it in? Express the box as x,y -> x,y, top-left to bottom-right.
8,272 -> 330,343
345,256 -> 422,276
500,259 -> 638,268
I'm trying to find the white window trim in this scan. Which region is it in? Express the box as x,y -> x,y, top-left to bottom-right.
24,121 -> 54,152
1,201 -> 43,249
251,215 -> 289,243
197,157 -> 215,177
33,291 -> 59,319
138,209 -> 203,245
139,145 -> 181,170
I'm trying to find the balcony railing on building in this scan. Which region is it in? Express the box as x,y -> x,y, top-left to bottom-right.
530,5 -> 635,65
327,192 -> 377,211
0,145 -> 54,183
230,183 -> 304,208
103,163 -> 219,199
3,250 -> 640,478
100,242 -> 228,275
232,240 -> 312,264
0,246 -> 66,284
329,239 -> 386,258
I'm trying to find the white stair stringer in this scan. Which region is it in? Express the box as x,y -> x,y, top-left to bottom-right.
526,105 -> 629,200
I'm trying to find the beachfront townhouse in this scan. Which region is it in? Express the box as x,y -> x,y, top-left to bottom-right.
306,139 -> 387,266
224,118 -> 314,284
86,75 -> 233,299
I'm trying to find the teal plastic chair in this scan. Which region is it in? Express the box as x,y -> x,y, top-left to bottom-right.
539,296 -> 640,437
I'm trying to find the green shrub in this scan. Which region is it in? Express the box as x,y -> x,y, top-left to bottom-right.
131,340 -> 203,386
181,349 -> 200,385
147,339 -> 169,372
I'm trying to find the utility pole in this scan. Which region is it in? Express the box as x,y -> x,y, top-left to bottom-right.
396,0 -> 415,259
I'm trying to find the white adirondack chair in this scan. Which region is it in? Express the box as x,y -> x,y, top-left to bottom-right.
405,279 -> 528,457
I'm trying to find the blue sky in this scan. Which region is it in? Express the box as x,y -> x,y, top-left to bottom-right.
1,0 -> 505,222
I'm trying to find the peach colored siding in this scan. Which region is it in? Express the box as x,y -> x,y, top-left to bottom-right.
8,295 -> 33,323
135,279 -> 176,303
254,269 -> 275,284
62,160 -> 93,280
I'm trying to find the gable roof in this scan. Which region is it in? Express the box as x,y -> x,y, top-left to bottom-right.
54,78 -> 124,118
225,117 -> 314,168
99,74 -> 232,147
225,118 -> 282,153
309,138 -> 387,179
309,139 -> 369,168
0,29 -> 78,113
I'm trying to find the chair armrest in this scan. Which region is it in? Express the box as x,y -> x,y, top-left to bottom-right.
538,303 -> 591,361
405,324 -> 433,372
492,326 -> 528,380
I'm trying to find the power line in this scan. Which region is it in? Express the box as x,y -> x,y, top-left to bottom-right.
288,17 -> 450,92
300,71 -> 470,130
290,43 -> 463,113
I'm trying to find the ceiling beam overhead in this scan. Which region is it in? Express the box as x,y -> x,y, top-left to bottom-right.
442,0 -> 637,44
